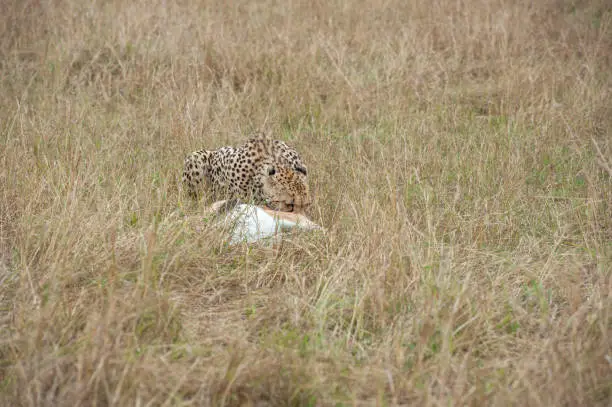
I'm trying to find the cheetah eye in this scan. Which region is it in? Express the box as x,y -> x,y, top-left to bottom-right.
295,166 -> 307,176
268,167 -> 276,176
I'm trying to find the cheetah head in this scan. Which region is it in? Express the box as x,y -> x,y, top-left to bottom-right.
259,162 -> 310,213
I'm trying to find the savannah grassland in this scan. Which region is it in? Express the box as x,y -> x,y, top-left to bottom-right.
1,0 -> 611,405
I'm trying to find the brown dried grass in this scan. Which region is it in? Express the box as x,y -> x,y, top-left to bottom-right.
1,0 -> 611,405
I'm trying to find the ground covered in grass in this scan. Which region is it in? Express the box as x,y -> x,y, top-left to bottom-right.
1,0 -> 611,405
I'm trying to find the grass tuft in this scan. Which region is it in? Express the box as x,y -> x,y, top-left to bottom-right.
1,0 -> 611,405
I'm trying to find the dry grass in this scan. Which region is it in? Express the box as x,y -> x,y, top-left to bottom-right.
1,0 -> 611,405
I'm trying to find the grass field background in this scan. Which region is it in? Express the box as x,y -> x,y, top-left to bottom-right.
1,0 -> 611,405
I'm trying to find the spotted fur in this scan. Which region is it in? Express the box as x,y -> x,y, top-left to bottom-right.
182,135 -> 310,212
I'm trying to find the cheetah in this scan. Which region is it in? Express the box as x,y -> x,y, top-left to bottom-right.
182,134 -> 310,213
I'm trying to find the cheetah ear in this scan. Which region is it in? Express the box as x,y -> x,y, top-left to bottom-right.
295,165 -> 307,176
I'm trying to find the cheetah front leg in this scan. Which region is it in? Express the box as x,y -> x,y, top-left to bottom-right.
182,150 -> 211,199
